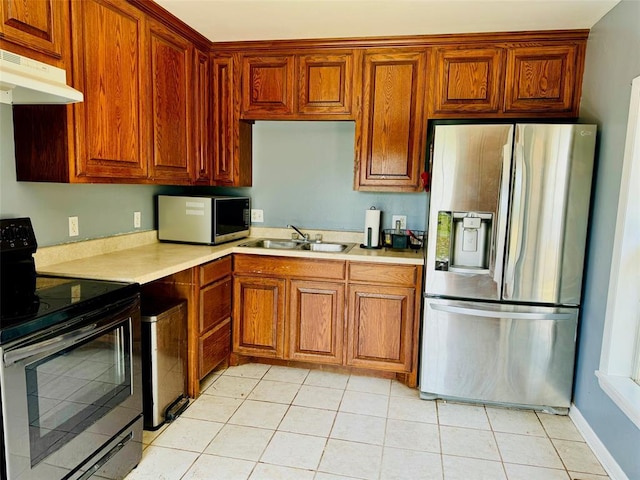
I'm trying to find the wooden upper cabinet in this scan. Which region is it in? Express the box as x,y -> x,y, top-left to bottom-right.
212,54 -> 252,186
193,48 -> 211,184
239,50 -> 356,119
298,52 -> 354,116
71,0 -> 148,179
356,49 -> 427,192
147,19 -> 193,184
504,44 -> 580,114
431,46 -> 504,115
0,0 -> 66,62
212,55 -> 234,184
241,54 -> 295,117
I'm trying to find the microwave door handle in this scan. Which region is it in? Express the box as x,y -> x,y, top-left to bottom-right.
3,314 -> 130,367
430,303 -> 574,321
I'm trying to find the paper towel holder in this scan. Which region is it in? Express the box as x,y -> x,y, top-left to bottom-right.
360,206 -> 383,250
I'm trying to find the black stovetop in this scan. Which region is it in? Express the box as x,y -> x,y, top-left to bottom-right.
0,275 -> 139,345
0,218 -> 139,345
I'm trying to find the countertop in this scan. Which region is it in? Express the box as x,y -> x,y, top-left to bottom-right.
37,230 -> 424,285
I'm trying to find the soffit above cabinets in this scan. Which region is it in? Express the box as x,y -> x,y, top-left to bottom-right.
154,0 -> 620,43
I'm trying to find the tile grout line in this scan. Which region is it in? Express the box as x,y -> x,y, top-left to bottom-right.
435,400 -> 445,480
134,365 -> 611,480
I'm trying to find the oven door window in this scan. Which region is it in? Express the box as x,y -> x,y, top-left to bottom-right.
25,320 -> 132,467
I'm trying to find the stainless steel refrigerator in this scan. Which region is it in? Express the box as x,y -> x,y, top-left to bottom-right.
420,123 -> 596,414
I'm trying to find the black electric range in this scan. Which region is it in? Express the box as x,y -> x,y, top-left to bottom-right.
0,217 -> 140,345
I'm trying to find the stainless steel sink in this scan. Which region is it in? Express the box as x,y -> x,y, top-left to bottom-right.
301,242 -> 352,252
241,239 -> 300,249
238,239 -> 354,253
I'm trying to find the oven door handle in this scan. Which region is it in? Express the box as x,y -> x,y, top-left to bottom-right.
3,314 -> 130,367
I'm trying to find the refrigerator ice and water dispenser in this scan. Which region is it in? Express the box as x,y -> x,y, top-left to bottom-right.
434,211 -> 492,273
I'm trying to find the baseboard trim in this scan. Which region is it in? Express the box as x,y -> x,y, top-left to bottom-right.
569,404 -> 629,480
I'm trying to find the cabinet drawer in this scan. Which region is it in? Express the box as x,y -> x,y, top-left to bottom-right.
200,276 -> 232,333
200,256 -> 232,286
199,318 -> 231,379
348,262 -> 419,287
234,254 -> 346,280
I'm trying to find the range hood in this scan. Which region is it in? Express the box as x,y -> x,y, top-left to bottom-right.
0,49 -> 83,105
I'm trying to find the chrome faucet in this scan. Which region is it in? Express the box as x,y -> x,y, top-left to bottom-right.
287,224 -> 309,242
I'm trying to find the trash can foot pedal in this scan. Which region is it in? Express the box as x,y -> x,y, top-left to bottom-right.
164,395 -> 189,423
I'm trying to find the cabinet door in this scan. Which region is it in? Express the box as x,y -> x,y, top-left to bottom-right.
431,46 -> 504,114
193,49 -> 211,184
504,45 -> 579,114
212,54 -> 252,186
298,52 -> 354,116
200,276 -> 232,334
241,54 -> 295,117
346,284 -> 415,372
288,280 -> 345,364
147,19 -> 192,184
233,275 -> 285,358
0,0 -> 66,62
356,50 -> 427,191
71,0 -> 148,179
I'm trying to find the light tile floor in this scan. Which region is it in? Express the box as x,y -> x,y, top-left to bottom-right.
125,364 -> 610,480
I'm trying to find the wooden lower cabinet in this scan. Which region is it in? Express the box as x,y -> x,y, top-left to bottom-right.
346,284 -> 415,372
232,255 -> 422,386
199,318 -> 231,379
233,275 -> 286,358
288,280 -> 345,364
142,256 -> 233,398
197,257 -> 233,382
198,274 -> 232,377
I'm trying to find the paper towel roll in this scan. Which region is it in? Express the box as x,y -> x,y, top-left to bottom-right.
363,207 -> 381,247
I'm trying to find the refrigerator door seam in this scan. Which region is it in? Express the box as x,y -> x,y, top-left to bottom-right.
493,140 -> 514,293
504,140 -> 527,299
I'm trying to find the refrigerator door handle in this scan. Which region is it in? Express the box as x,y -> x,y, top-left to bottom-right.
430,303 -> 575,321
492,141 -> 513,292
504,140 -> 527,299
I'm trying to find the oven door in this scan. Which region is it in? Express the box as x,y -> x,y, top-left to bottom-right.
0,296 -> 142,480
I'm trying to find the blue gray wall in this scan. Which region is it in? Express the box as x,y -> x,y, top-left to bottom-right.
211,121 -> 427,233
1,110 -> 426,246
575,0 -> 640,478
0,104 -> 172,246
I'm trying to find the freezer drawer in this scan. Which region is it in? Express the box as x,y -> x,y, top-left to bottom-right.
420,298 -> 577,411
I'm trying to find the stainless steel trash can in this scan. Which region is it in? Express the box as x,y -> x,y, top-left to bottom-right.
141,299 -> 188,430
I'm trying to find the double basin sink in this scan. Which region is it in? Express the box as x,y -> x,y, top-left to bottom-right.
239,239 -> 355,253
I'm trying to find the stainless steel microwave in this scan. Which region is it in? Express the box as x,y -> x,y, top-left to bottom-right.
158,195 -> 250,245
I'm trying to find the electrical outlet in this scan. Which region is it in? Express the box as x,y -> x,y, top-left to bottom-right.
391,215 -> 407,230
251,209 -> 264,223
134,211 -> 141,228
68,216 -> 79,237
